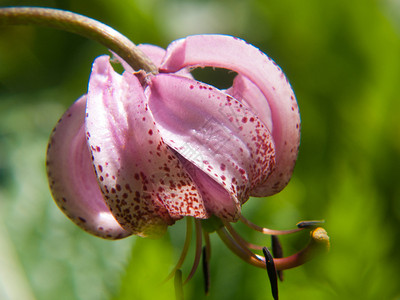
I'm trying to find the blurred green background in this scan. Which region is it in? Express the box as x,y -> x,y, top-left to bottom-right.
1,0 -> 400,299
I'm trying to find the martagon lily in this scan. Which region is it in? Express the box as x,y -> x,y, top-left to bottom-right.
47,35 -> 301,238
0,7 -> 329,299
47,34 -> 328,296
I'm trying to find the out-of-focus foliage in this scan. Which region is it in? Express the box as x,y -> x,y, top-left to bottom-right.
1,0 -> 399,299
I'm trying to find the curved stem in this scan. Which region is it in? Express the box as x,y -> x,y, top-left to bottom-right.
0,7 -> 157,73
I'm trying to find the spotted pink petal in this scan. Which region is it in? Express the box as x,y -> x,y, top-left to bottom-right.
160,34 -> 301,196
85,56 -> 207,237
226,74 -> 272,133
46,95 -> 130,240
147,74 -> 275,221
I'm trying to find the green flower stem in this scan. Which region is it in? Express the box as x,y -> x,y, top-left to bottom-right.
0,6 -> 158,73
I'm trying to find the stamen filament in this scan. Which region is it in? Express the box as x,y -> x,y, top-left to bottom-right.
184,219 -> 202,284
174,269 -> 184,300
240,215 -> 302,235
164,218 -> 193,282
0,7 -> 158,73
216,227 -> 265,268
224,221 -> 264,250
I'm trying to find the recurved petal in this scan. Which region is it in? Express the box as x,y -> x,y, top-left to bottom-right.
46,95 -> 130,240
147,74 -> 275,221
160,34 -> 300,196
226,74 -> 272,133
85,56 -> 207,237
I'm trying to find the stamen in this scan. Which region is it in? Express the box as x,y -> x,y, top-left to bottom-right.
263,247 -> 279,300
240,215 -> 302,235
174,269 -> 184,300
202,247 -> 210,295
184,219 -> 203,284
271,236 -> 284,281
202,231 -> 211,294
164,217 -> 193,282
216,227 -> 265,268
203,231 -> 211,260
224,221 -> 264,250
297,220 -> 325,229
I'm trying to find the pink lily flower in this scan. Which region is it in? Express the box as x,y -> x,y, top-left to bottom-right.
47,34 -> 300,238
46,34 -> 327,297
